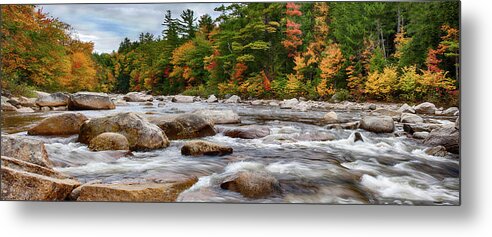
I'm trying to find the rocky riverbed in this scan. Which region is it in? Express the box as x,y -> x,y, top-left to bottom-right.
1,92 -> 460,204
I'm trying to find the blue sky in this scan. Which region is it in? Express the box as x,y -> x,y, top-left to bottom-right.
39,3 -> 225,53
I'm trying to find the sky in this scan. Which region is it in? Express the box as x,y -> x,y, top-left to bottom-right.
40,3 -> 225,53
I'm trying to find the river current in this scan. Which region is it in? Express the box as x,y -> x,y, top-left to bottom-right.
1,101 -> 460,205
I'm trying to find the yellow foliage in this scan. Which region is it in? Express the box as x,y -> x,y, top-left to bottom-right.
286,73 -> 303,96
364,66 -> 398,98
316,78 -> 335,98
319,43 -> 344,80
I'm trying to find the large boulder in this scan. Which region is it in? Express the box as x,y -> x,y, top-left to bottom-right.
403,123 -> 443,134
220,171 -> 281,198
28,113 -> 88,136
1,136 -> 52,167
415,102 -> 437,114
16,107 -> 35,113
35,92 -> 70,107
17,96 -> 37,107
149,114 -> 216,140
280,98 -> 299,109
224,95 -> 241,103
424,125 -> 459,154
76,177 -> 198,202
193,109 -> 241,124
68,92 -> 115,110
78,112 -> 169,151
123,92 -> 153,102
359,116 -> 395,133
181,141 -> 233,156
221,125 -> 270,139
1,156 -> 80,201
400,113 -> 424,124
88,132 -> 130,151
323,111 -> 338,124
172,95 -> 194,103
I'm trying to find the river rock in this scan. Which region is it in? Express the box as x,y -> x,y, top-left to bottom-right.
370,108 -> 402,121
16,107 -> 35,113
224,95 -> 241,103
323,111 -> 338,124
35,92 -> 70,107
88,132 -> 130,151
360,116 -> 395,133
221,125 -> 270,139
401,113 -> 424,124
280,98 -> 299,109
1,156 -> 79,200
443,107 -> 459,116
78,112 -> 169,151
455,117 -> 460,130
269,101 -> 279,106
76,177 -> 198,202
123,92 -> 153,102
17,96 -> 37,107
206,94 -> 218,103
172,95 -> 194,103
193,109 -> 241,124
28,113 -> 88,136
413,131 -> 429,139
397,103 -> 415,113
220,171 -> 281,198
424,125 -> 459,154
367,104 -> 377,110
294,131 -> 336,141
181,141 -> 233,156
68,180 -> 102,201
1,102 -> 17,111
403,123 -> 443,134
251,100 -> 263,105
41,106 -> 51,111
415,102 -> 437,114
150,114 -> 216,140
293,101 -> 312,112
424,146 -> 448,157
1,135 -> 52,167
327,121 -> 359,130
68,92 -> 115,110
34,91 -> 50,98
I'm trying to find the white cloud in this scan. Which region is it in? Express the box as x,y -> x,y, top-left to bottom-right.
40,3 -> 225,53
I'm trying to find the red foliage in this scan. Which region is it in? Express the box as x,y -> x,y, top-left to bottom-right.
261,70 -> 271,91
286,2 -> 302,16
233,63 -> 248,81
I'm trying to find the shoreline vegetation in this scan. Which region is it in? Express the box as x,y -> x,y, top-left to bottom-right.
2,2 -> 459,106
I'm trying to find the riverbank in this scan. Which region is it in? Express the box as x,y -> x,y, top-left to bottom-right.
1,91 -> 460,204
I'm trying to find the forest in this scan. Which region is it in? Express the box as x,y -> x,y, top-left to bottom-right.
1,2 -> 460,105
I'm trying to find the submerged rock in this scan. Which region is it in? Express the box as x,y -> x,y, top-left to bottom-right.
76,177 -> 198,202
220,171 -> 281,198
424,145 -> 448,157
193,109 -> 241,124
150,114 -> 216,140
68,92 -> 115,110
35,92 -> 70,107
424,125 -> 459,154
359,116 -> 395,133
181,141 -> 233,156
415,102 -> 437,114
88,132 -> 130,151
78,112 -> 169,151
1,156 -> 79,201
28,113 -> 88,136
1,135 -> 52,167
221,125 -> 271,139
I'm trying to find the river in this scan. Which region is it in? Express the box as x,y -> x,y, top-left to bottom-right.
1,100 -> 460,205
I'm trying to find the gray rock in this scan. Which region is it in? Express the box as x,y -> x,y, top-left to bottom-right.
397,103 -> 415,113
149,113 -> 216,140
370,108 -> 402,121
280,98 -> 299,109
68,92 -> 115,110
35,92 -> 70,107
413,131 -> 429,139
401,113 -> 424,124
323,111 -> 338,124
1,136 -> 53,167
193,109 -> 241,124
415,102 -> 437,114
206,94 -> 218,103
360,116 -> 395,133
181,141 -> 233,156
423,125 -> 459,154
443,107 -> 459,116
123,92 -> 153,102
224,95 -> 241,103
172,95 -> 194,103
221,125 -> 270,139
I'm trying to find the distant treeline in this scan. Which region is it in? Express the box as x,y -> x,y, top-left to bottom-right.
1,2 -> 460,105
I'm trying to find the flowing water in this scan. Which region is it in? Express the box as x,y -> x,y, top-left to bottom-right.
1,101 -> 460,205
